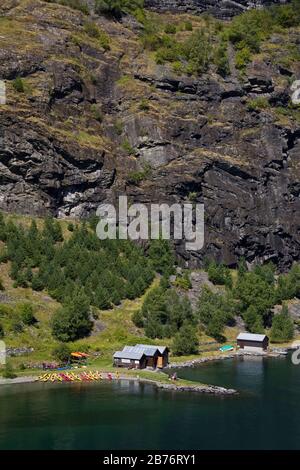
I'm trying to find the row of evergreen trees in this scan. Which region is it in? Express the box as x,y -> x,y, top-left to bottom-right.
134,257 -> 299,354
132,277 -> 199,356
199,258 -> 298,342
0,213 -> 174,342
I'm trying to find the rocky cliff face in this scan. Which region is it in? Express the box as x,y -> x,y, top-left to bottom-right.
144,0 -> 289,19
0,0 -> 299,270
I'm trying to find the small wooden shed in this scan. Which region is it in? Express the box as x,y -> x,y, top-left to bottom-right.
113,344 -> 169,369
136,344 -> 169,368
237,333 -> 269,352
113,349 -> 146,369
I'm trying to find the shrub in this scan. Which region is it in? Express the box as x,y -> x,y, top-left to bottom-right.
141,33 -> 162,51
1,362 -> 17,379
139,287 -> 194,339
0,248 -> 9,263
235,46 -> 251,70
148,239 -> 175,276
0,323 -> 4,339
235,272 -> 276,321
45,0 -> 89,14
12,77 -> 25,93
98,31 -> 110,51
63,0 -> 88,14
164,24 -> 177,34
183,29 -> 212,74
174,272 -> 192,291
185,21 -> 193,31
197,287 -> 236,340
214,41 -> 230,77
127,164 -> 152,184
83,21 -> 110,50
208,261 -> 232,288
31,274 -> 45,291
227,3 -> 300,69
52,343 -> 71,363
91,104 -> 104,122
270,305 -> 294,342
247,97 -> 270,111
114,119 -> 123,135
155,35 -> 182,64
237,257 -> 248,277
139,98 -> 150,111
18,303 -> 36,326
121,139 -> 135,155
11,320 -> 24,333
172,323 -> 198,356
84,21 -> 100,38
93,285 -> 111,310
51,288 -> 93,342
132,309 -> 144,328
244,305 -> 264,333
95,0 -> 144,18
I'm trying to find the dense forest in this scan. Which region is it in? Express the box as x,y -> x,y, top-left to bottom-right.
0,213 -> 166,341
0,213 -> 299,357
133,258 -> 299,353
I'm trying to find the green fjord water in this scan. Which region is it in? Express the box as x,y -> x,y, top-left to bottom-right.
0,354 -> 300,450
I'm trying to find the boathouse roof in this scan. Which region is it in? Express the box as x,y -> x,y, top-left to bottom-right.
136,344 -> 168,355
237,333 -> 267,342
115,344 -> 168,360
113,349 -> 145,360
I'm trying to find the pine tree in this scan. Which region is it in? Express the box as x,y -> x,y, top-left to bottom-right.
18,303 -> 36,326
238,257 -> 247,277
172,323 -> 198,356
270,305 -> 294,342
31,273 -> 45,291
244,305 -> 264,333
132,309 -> 144,328
94,286 -> 111,310
144,318 -> 163,339
51,288 -> 93,342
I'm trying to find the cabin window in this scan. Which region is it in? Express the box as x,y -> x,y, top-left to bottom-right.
121,359 -> 131,364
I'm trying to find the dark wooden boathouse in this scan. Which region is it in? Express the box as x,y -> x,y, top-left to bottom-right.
237,333 -> 269,352
113,344 -> 169,369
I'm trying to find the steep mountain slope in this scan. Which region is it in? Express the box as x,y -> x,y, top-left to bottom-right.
0,0 -> 300,270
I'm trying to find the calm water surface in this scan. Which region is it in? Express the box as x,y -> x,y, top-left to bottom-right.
0,355 -> 299,450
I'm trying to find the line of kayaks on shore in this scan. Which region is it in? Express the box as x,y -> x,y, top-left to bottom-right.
38,371 -> 115,383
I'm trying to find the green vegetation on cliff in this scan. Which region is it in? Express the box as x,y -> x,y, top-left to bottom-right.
137,0 -> 300,75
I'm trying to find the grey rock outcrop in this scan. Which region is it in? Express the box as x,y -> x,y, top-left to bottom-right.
157,382 -> 238,394
144,0 -> 290,19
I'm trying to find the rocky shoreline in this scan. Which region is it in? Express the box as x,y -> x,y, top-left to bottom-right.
156,382 -> 237,395
168,353 -> 238,369
167,348 -> 293,369
0,376 -> 38,386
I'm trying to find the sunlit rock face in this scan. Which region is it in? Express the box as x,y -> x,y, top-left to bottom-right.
0,0 -> 299,270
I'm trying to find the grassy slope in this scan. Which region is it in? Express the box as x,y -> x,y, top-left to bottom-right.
1,213 -> 299,378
